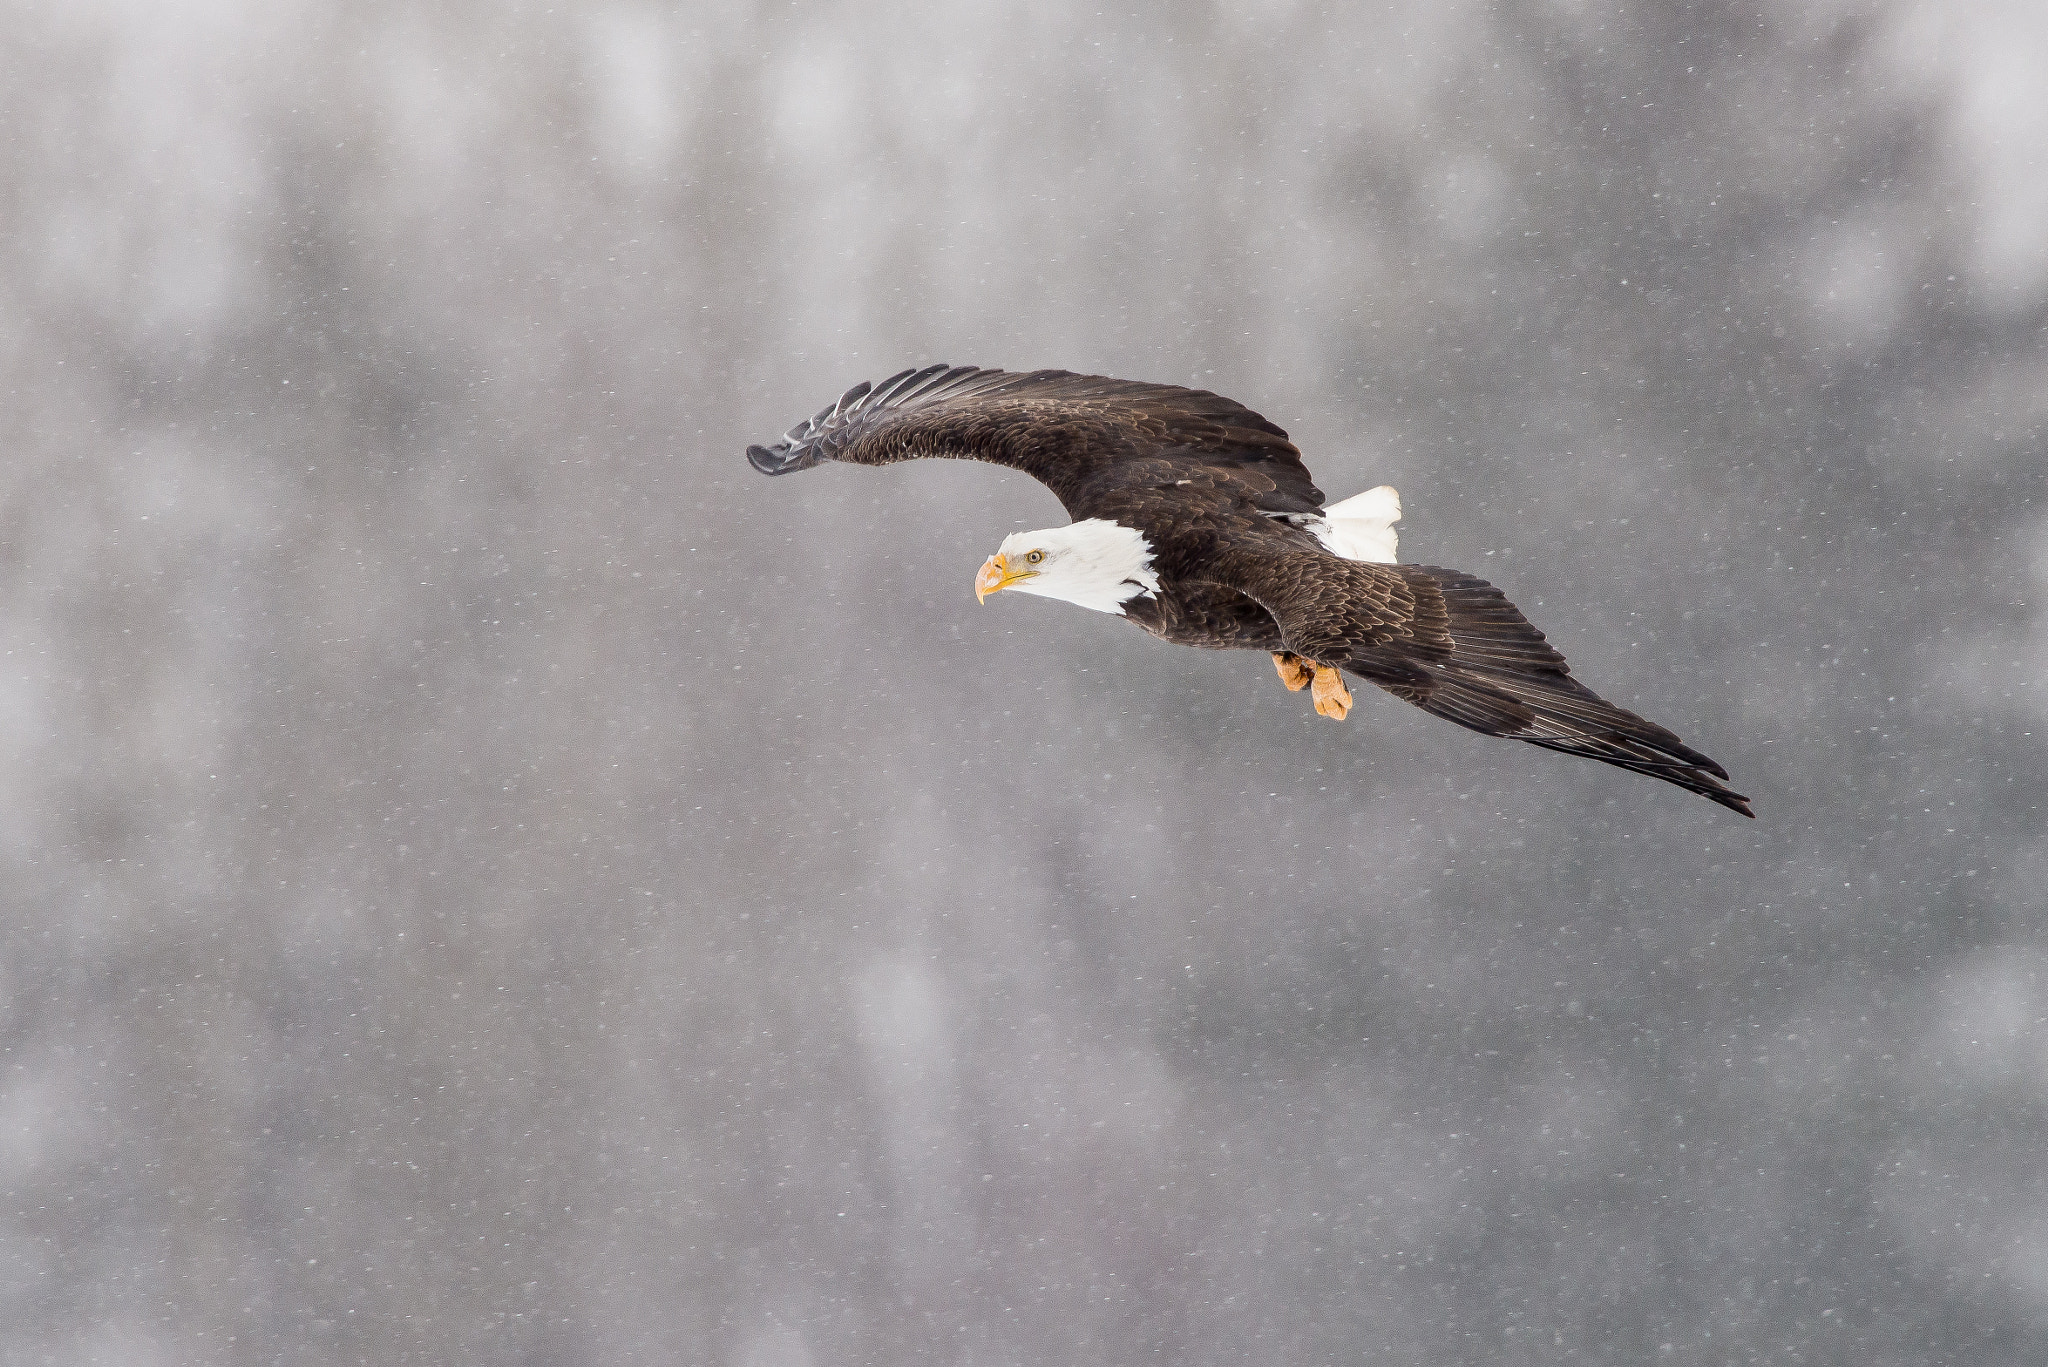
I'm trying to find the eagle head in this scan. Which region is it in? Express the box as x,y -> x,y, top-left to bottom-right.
974,520 -> 1160,616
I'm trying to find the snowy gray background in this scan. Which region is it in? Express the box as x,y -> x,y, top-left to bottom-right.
4,1 -> 2046,1362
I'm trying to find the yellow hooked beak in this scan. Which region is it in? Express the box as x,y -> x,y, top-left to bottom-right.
974,553 -> 1035,603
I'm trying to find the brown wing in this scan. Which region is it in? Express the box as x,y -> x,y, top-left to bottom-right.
1222,551 -> 1753,816
745,365 -> 1323,520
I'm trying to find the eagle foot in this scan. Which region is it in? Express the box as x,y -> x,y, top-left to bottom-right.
1311,665 -> 1353,720
1272,652 -> 1313,692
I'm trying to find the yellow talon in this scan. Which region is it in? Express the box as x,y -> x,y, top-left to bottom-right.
1311,665 -> 1352,720
1272,652 -> 1313,692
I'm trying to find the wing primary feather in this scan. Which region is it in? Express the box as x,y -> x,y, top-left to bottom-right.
860,367 -> 924,410
831,380 -> 872,419
905,364 -> 981,403
884,362 -> 955,405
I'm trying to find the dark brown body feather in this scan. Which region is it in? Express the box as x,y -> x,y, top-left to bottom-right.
748,365 -> 1751,816
1120,585 -> 1287,653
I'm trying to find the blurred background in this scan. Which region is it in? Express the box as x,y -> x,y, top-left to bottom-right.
3,0 -> 2046,1362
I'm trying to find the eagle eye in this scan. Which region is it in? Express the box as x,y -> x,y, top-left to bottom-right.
1026,550 -> 1045,564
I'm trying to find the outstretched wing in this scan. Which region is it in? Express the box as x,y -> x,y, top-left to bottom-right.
745,365 -> 1323,520
1227,551 -> 1752,816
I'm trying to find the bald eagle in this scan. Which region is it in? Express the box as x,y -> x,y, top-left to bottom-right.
748,365 -> 1751,817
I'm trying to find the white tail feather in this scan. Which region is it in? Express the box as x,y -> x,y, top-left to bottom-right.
1309,484 -> 1401,563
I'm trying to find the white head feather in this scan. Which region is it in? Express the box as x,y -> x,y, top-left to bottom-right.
993,519 -> 1159,615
